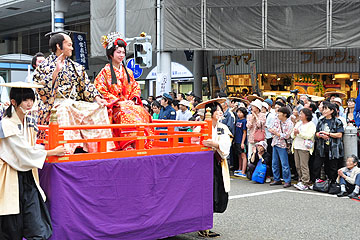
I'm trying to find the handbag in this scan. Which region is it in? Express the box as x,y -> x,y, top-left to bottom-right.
313,179 -> 329,193
254,122 -> 265,142
328,182 -> 341,194
251,160 -> 267,184
304,139 -> 314,149
280,122 -> 292,153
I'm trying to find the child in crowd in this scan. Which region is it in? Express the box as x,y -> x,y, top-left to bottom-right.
234,107 -> 248,177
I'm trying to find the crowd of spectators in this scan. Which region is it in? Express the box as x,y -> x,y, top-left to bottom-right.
142,90 -> 360,199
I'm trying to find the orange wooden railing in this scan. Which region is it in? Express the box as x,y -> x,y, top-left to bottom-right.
38,109 -> 213,163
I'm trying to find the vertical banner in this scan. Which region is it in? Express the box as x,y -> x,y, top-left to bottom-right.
214,63 -> 227,93
73,33 -> 89,70
249,60 -> 259,94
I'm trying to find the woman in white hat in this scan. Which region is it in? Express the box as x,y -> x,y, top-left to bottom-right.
0,82 -> 66,240
246,99 -> 266,159
248,141 -> 272,183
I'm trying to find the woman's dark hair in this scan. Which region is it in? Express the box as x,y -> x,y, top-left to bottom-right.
236,107 -> 248,118
151,100 -> 161,109
204,102 -> 223,119
274,101 -> 285,107
106,39 -> 130,84
322,101 -> 337,118
31,52 -> 45,69
49,33 -> 65,53
278,106 -> 291,118
300,108 -> 313,122
5,88 -> 35,118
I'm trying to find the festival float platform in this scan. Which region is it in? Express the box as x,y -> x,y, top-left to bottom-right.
38,114 -> 214,240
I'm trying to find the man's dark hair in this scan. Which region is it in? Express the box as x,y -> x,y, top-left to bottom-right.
31,52 -> 45,69
179,93 -> 185,100
309,102 -> 317,113
300,108 -> 313,122
278,106 -> 291,118
172,99 -> 179,108
236,107 -> 248,118
274,101 -> 285,107
151,100 -> 161,109
49,33 -> 65,53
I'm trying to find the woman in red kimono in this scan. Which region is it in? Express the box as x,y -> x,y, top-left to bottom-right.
95,33 -> 152,150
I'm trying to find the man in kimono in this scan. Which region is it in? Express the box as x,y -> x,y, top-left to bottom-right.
33,32 -> 113,153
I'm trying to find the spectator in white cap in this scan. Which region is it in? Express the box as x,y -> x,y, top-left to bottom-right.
246,99 -> 266,159
247,140 -> 272,183
176,100 -> 193,131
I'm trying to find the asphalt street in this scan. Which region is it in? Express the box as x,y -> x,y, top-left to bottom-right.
164,176 -> 360,240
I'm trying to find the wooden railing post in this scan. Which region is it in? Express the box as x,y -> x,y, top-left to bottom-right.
168,126 -> 178,147
47,108 -> 59,163
200,107 -> 212,145
136,125 -> 145,150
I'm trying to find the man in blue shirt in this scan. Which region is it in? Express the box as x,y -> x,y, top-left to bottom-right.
159,93 -> 176,120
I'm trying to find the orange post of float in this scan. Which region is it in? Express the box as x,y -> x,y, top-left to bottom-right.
47,109 -> 60,163
136,125 -> 145,150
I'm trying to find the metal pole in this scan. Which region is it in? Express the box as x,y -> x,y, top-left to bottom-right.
156,0 -> 161,96
116,0 -> 126,37
193,50 -> 204,97
51,0 -> 55,32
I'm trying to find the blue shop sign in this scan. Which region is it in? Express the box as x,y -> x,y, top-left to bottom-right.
73,33 -> 89,70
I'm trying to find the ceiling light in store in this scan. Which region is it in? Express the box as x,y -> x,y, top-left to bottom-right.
277,77 -> 280,81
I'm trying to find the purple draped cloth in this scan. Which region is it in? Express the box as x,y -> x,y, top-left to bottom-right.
39,151 -> 213,240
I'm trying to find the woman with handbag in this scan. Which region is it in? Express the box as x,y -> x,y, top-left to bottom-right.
95,32 -> 153,150
291,108 -> 316,191
246,99 -> 266,159
313,101 -> 344,184
268,107 -> 294,188
247,141 -> 272,183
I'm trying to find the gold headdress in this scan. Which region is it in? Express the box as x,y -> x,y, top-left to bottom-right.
101,32 -> 127,49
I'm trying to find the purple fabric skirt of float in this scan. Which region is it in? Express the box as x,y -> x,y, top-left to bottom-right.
39,151 -> 213,240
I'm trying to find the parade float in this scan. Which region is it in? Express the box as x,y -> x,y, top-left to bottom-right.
38,109 -> 214,240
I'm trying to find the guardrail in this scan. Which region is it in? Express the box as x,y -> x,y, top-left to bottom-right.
38,108 -> 213,163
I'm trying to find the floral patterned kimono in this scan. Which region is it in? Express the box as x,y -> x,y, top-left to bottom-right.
95,64 -> 153,150
33,54 -> 114,153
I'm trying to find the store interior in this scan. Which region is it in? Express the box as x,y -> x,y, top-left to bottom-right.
226,73 -> 359,103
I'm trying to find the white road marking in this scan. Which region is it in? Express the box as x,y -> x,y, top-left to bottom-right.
229,189 -> 285,199
229,189 -> 347,200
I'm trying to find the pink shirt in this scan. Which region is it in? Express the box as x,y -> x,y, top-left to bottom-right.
246,112 -> 266,144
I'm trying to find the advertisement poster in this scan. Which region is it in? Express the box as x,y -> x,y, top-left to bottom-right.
214,63 -> 227,93
249,60 -> 259,94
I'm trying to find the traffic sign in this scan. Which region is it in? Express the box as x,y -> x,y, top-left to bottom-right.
126,58 -> 143,79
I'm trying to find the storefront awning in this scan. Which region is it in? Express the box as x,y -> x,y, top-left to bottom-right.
146,62 -> 193,80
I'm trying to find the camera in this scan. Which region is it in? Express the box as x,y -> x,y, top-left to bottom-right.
290,89 -> 299,95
